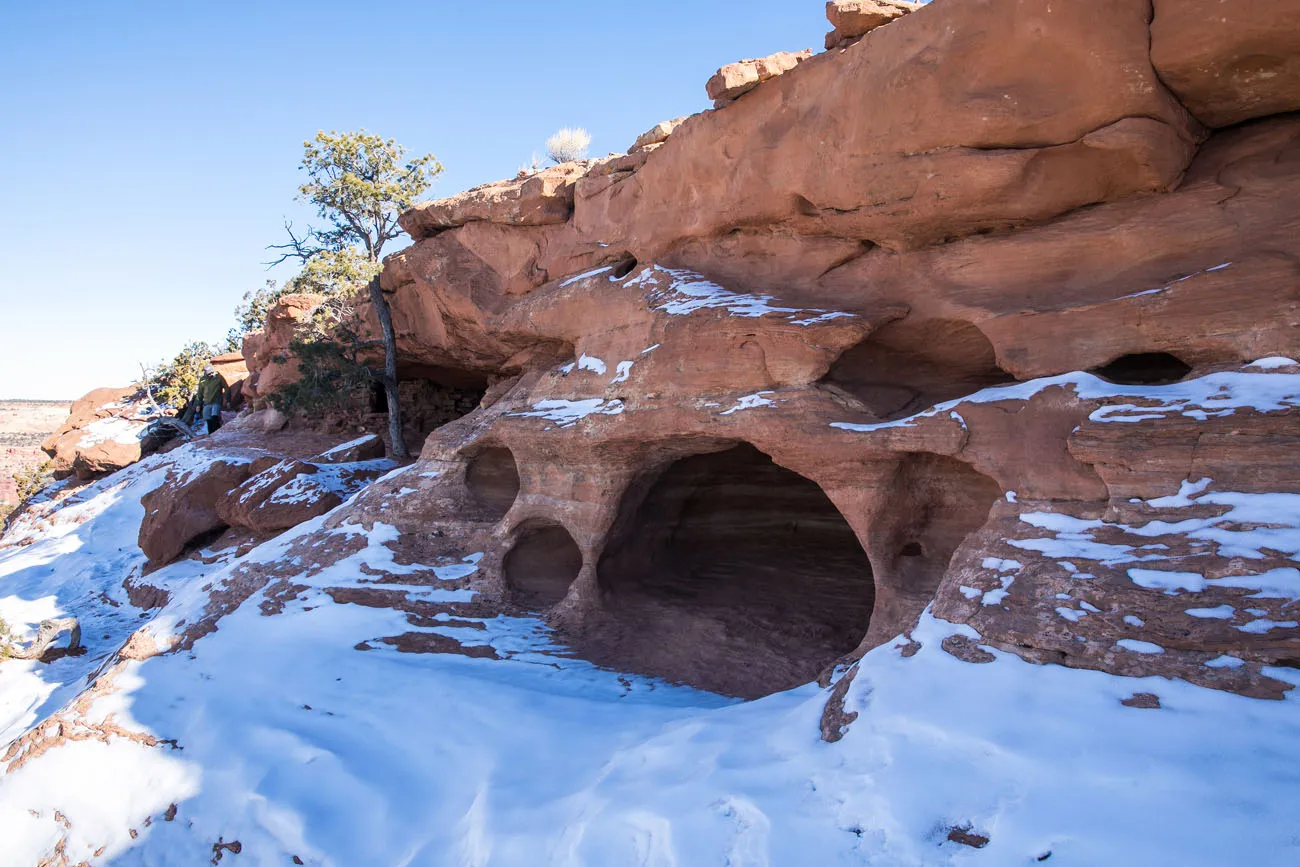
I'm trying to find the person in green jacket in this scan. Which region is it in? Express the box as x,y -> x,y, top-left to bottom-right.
195,365 -> 228,434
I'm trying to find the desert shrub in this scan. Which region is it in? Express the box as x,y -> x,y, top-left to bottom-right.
13,460 -> 55,504
149,340 -> 220,409
546,127 -> 591,164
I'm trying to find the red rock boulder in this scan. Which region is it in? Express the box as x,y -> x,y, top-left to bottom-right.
41,386 -> 153,480
217,459 -> 341,533
138,459 -> 252,564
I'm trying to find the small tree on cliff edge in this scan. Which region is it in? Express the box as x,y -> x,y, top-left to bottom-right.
270,129 -> 443,459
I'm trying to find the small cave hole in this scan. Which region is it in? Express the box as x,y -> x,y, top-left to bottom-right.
821,319 -> 1015,420
465,447 -> 520,521
503,523 -> 583,610
1091,352 -> 1192,385
593,443 -> 874,699
900,542 -> 924,557
609,253 -> 639,280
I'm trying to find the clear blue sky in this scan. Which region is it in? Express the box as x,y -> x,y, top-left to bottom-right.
0,0 -> 829,399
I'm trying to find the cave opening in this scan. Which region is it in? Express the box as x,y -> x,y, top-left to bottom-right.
504,522 -> 583,610
609,252 -> 639,279
388,363 -> 490,452
593,443 -> 874,698
465,446 -> 520,521
1091,352 -> 1192,385
822,318 -> 1015,420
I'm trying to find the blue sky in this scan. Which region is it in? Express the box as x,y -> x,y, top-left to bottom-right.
0,0 -> 828,399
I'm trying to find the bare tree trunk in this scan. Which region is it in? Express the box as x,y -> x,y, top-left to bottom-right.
368,276 -> 409,460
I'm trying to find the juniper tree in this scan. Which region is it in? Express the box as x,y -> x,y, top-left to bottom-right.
269,130 -> 443,458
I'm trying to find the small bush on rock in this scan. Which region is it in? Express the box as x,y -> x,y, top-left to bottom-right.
546,127 -> 591,164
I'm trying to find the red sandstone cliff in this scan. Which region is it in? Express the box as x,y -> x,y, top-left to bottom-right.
168,0 -> 1300,698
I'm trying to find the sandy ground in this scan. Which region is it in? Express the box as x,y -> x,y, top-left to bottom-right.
0,400 -> 71,505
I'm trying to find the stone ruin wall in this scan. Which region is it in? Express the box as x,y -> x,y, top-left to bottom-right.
245,0 -> 1300,701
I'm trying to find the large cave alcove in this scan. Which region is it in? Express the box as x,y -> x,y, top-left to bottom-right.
822,318 -> 1015,420
504,522 -> 583,610
592,443 -> 875,699
374,363 -> 489,453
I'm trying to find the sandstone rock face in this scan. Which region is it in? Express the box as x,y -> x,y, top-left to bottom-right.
242,293 -> 324,407
706,50 -> 813,105
40,386 -> 154,479
1151,0 -> 1300,128
244,0 -> 1300,702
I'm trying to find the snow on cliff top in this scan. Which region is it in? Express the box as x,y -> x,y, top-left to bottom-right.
1,428 -> 1299,864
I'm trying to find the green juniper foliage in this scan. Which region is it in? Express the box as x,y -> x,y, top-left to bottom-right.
149,340 -> 220,409
264,131 -> 441,420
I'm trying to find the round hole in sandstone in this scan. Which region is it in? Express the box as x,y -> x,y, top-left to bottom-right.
1091,352 -> 1191,385
465,446 -> 520,521
592,443 -> 874,699
821,318 -> 1015,420
503,522 -> 583,610
609,253 -> 639,279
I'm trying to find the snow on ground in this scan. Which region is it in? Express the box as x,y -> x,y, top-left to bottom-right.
1,437 -> 1300,864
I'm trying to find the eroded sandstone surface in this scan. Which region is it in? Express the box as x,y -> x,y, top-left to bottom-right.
4,1 -> 1300,861
208,0 -> 1300,702
29,0 -> 1300,705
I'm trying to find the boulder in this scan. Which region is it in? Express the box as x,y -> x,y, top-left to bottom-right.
41,386 -> 152,480
138,459 -> 252,564
399,164 -> 587,239
229,408 -> 290,434
630,118 -> 687,152
209,351 -> 249,386
1151,0 -> 1300,127
826,0 -> 920,43
314,434 -> 386,464
217,459 -> 341,533
706,50 -> 813,105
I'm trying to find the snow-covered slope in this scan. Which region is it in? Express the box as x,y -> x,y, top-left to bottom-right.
1,439 -> 1299,866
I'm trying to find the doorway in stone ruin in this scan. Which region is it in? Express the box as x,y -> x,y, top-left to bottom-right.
504,522 -> 583,610
822,318 -> 1015,420
388,364 -> 489,453
593,443 -> 875,699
